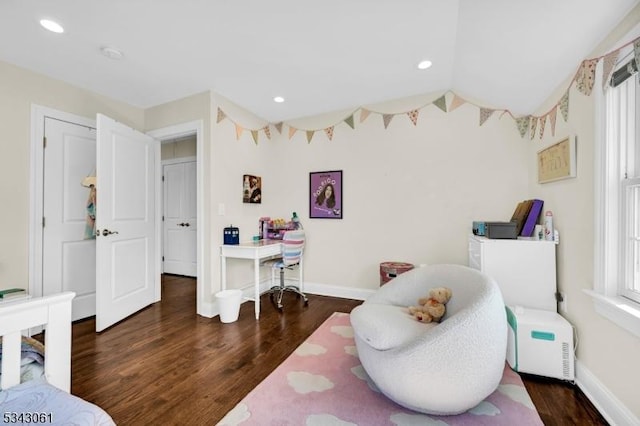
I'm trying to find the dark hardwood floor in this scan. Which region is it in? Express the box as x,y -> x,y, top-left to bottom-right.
59,275 -> 607,425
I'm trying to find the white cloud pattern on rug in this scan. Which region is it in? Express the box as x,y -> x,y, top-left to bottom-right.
344,345 -> 357,356
287,371 -> 334,394
468,400 -> 501,416
295,342 -> 327,356
350,365 -> 380,392
306,414 -> 357,426
389,412 -> 449,425
330,325 -> 353,338
497,384 -> 536,410
217,402 -> 250,425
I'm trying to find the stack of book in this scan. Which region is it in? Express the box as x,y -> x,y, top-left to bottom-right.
0,288 -> 28,301
511,199 -> 544,237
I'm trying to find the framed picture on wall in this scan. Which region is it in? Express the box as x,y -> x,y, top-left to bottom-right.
243,174 -> 262,203
537,136 -> 577,184
309,170 -> 342,219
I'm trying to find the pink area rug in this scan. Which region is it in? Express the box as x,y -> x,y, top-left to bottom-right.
218,312 -> 543,426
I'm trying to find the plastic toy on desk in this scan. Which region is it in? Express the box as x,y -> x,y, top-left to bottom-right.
291,211 -> 303,229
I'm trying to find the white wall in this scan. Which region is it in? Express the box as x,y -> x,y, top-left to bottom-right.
209,91 -> 530,293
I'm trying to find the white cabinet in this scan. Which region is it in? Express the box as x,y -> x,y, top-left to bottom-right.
468,235 -> 557,312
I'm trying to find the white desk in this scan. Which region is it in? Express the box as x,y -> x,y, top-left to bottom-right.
220,240 -> 304,319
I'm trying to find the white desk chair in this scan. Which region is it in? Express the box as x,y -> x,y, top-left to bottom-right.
265,230 -> 308,310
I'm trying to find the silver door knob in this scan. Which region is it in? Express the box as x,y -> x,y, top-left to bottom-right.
102,229 -> 119,236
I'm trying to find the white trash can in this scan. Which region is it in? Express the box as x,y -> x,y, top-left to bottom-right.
215,289 -> 242,323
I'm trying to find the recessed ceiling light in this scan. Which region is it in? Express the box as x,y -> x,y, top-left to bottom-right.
273,96 -> 285,103
101,46 -> 124,60
40,19 -> 64,34
417,60 -> 433,70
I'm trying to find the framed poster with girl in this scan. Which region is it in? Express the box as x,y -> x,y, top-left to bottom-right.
309,170 -> 342,219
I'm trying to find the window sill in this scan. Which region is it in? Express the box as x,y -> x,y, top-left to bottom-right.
584,290 -> 640,339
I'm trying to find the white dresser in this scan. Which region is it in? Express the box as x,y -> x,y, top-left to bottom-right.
468,235 -> 557,312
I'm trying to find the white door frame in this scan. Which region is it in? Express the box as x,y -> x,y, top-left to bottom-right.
147,121 -> 204,316
29,105 -> 97,300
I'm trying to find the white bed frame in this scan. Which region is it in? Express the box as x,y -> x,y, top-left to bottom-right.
0,291 -> 75,392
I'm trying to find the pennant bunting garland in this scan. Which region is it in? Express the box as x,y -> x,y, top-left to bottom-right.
263,126 -> 271,140
216,107 -> 226,123
274,122 -> 283,134
479,108 -> 494,126
433,95 -> 447,113
407,110 -> 419,126
549,106 -> 557,137
251,130 -> 259,145
602,50 -> 620,90
360,109 -> 371,123
449,94 -> 466,111
344,115 -> 355,129
515,116 -> 530,138
539,115 -> 547,139
306,131 -> 315,143
235,124 -> 243,140
382,114 -> 394,129
559,91 -> 570,122
576,59 -> 598,96
325,126 -> 334,141
288,127 -> 297,140
530,117 -> 538,140
635,40 -> 640,85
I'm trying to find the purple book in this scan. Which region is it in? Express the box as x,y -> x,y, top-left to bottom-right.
521,199 -> 543,236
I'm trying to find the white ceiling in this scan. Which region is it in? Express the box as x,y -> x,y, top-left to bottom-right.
0,0 -> 637,122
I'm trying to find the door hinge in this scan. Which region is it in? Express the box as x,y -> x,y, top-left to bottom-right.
162,175 -> 165,182
162,215 -> 164,221
162,256 -> 165,262
43,137 -> 47,149
42,217 -> 45,227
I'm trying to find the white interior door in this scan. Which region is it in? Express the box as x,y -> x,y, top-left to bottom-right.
95,114 -> 159,332
42,118 -> 96,321
163,160 -> 197,277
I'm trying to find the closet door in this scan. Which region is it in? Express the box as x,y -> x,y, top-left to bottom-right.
163,160 -> 197,277
42,117 -> 96,321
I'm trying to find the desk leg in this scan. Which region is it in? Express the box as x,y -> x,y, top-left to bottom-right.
254,258 -> 260,320
220,254 -> 227,291
299,257 -> 304,292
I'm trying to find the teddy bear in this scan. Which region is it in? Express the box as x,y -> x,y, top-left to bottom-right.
407,287 -> 452,323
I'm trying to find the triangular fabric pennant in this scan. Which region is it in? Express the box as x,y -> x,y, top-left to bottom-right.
306,130 -> 315,143
602,49 -> 620,90
251,130 -> 259,145
235,124 -> 244,140
274,122 -> 283,134
549,106 -> 558,137
263,126 -> 271,140
559,90 -> 570,122
324,126 -> 334,141
449,94 -> 466,111
360,109 -> 371,123
530,117 -> 538,140
479,108 -> 494,126
344,115 -> 355,129
216,107 -> 226,123
515,116 -> 530,138
635,40 -> 640,86
433,95 -> 447,113
576,58 -> 598,96
288,127 -> 297,140
539,115 -> 547,139
407,110 -> 419,126
382,114 -> 394,129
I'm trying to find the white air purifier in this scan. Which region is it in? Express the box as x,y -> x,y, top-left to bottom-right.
506,305 -> 575,381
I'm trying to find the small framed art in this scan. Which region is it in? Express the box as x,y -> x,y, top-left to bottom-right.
243,174 -> 262,203
537,136 -> 577,184
309,170 -> 342,219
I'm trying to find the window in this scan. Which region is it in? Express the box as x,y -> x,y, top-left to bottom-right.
591,44 -> 640,339
606,52 -> 640,304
